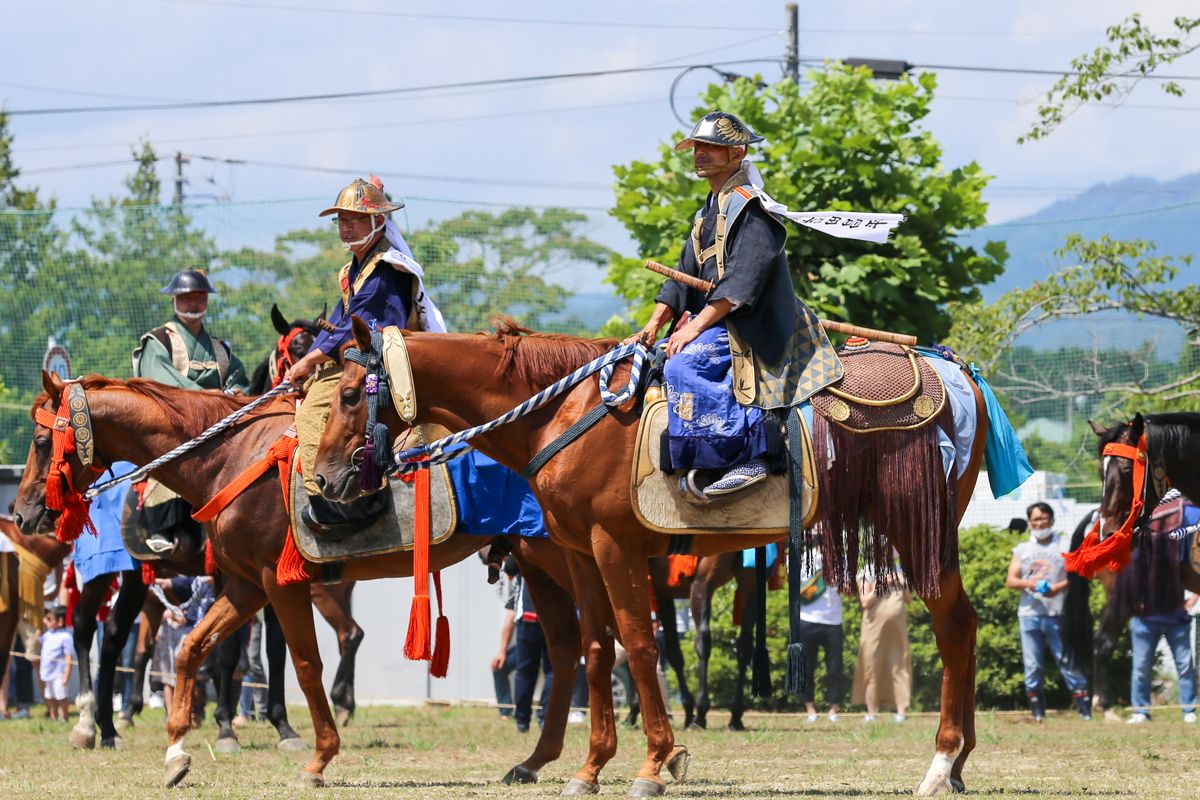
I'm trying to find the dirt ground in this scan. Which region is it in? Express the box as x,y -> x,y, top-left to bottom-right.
0,704 -> 1195,799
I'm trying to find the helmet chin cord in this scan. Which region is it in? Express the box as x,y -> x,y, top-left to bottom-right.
174,300 -> 206,324
342,215 -> 384,251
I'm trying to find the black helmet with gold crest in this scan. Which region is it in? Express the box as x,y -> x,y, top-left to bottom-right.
674,111 -> 764,151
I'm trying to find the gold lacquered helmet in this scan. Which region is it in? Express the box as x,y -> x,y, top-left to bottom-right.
318,175 -> 404,217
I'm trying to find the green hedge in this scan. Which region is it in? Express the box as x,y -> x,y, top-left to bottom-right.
679,526 -> 1124,712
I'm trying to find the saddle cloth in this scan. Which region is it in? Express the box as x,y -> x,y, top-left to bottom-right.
290,457 -> 458,564
810,340 -> 946,432
630,398 -> 816,535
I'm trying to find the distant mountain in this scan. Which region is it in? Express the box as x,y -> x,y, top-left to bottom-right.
959,174 -> 1200,357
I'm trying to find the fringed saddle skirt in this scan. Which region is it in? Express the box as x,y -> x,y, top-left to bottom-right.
289,457 -> 458,563
630,397 -> 817,535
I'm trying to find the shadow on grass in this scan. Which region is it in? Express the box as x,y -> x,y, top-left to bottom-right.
326,779 -> 490,789
663,780 -> 1137,798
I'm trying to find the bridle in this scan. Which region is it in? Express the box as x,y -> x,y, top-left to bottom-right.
342,328 -> 393,492
1066,430 -> 1153,578
32,381 -> 108,542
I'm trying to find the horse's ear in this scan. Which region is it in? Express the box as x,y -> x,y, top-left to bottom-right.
350,315 -> 372,350
41,370 -> 65,403
1087,420 -> 1108,438
318,302 -> 328,323
270,304 -> 290,336
1131,413 -> 1145,440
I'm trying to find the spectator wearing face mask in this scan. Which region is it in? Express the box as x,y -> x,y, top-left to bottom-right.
1006,501 -> 1091,721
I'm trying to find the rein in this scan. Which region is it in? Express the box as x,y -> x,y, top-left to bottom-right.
342,329 -> 392,491
1064,434 -> 1149,578
376,339 -> 653,473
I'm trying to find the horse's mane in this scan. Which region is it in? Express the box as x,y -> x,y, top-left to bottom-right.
1146,412 -> 1200,464
35,375 -> 252,433
484,317 -> 618,390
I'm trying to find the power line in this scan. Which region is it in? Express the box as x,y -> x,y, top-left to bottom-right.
0,81 -> 191,104
3,59 -> 777,117
21,157 -> 166,175
801,57 -> 1200,82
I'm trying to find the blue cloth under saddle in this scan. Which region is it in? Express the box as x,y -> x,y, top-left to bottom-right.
741,542 -> 778,570
74,461 -> 137,583
663,324 -> 769,471
970,370 -> 1033,498
447,450 -> 548,538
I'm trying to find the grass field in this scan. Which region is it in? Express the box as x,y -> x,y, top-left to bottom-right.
0,704 -> 1195,798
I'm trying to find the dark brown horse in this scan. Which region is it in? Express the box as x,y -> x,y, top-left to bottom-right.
12,373 -> 581,790
313,318 -> 989,796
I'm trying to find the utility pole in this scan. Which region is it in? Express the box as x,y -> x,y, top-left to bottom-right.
785,3 -> 799,83
173,151 -> 189,205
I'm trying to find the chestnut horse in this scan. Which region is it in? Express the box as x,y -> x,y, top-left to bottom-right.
12,372 -> 581,790
313,318 -> 989,796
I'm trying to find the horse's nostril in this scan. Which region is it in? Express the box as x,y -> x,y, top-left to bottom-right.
314,474 -> 327,491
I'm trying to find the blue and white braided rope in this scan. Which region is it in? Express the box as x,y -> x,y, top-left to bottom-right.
392,342 -> 653,473
83,381 -> 296,500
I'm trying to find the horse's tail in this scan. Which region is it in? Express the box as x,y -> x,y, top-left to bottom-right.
1061,509 -> 1097,673
812,408 -> 957,598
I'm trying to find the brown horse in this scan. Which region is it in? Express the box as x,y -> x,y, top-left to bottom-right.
313,318 -> 989,796
12,372 -> 582,790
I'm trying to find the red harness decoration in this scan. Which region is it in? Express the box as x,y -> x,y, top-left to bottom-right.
273,328 -> 306,389
1064,435 -> 1147,579
34,397 -> 103,543
192,433 -> 308,584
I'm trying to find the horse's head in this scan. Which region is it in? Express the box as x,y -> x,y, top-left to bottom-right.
269,303 -> 327,387
1089,414 -> 1146,542
313,316 -> 407,502
13,371 -> 93,536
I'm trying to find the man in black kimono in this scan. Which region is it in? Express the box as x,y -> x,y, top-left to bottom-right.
627,111 -> 812,499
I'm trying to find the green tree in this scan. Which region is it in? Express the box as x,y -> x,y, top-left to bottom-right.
1021,13 -> 1200,143
606,67 -> 1006,340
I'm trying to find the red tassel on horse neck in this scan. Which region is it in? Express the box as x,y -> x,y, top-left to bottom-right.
404,468 -> 432,661
430,570 -> 450,678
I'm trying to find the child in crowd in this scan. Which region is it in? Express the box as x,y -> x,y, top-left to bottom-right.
39,605 -> 74,721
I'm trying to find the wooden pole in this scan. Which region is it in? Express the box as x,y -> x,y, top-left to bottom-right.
644,260 -> 918,347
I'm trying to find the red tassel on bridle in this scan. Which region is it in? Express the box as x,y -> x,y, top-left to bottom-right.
1065,435 -> 1148,579
35,398 -> 99,544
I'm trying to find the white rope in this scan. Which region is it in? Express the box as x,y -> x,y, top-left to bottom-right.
83,381 -> 295,500
392,343 -> 653,472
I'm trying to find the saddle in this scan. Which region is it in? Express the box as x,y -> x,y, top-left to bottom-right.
288,453 -> 458,563
630,397 -> 816,535
810,339 -> 945,432
121,482 -> 208,563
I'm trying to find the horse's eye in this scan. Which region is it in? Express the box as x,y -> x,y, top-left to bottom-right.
340,389 -> 361,406
34,436 -> 50,450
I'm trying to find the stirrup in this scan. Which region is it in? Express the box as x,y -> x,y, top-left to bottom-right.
678,471 -> 711,506
145,535 -> 176,555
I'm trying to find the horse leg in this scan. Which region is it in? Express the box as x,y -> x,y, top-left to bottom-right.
590,529 -> 678,796
311,581 -> 363,727
1093,599 -> 1126,717
501,553 -> 580,785
262,579 -> 340,787
689,555 -> 732,730
655,591 -> 694,730
212,629 -> 245,753
561,550 -> 619,795
264,605 -> 305,748
729,568 -> 755,732
96,571 -> 147,748
163,577 -> 265,789
68,573 -> 109,750
127,602 -> 162,721
915,569 -> 978,796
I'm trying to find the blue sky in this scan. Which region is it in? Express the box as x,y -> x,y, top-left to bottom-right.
3,0 -> 1198,225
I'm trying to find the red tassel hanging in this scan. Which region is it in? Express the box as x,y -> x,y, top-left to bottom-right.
276,526 -> 311,586
1064,522 -> 1132,579
204,538 -> 218,576
403,468 -> 432,662
141,560 -> 157,586
430,570 -> 450,678
272,435 -> 311,587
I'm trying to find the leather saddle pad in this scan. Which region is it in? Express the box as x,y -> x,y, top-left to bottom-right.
630,398 -> 816,535
121,483 -> 207,563
810,341 -> 945,432
290,459 -> 458,563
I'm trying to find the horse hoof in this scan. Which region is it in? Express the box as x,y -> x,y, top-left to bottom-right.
69,726 -> 97,750
335,706 -> 352,727
727,718 -> 746,732
915,775 -> 955,796
950,778 -> 966,793
502,764 -> 538,785
100,736 -> 125,751
214,737 -> 241,755
665,746 -> 690,783
629,777 -> 666,797
290,769 -> 324,789
164,753 -> 191,789
278,736 -> 309,752
115,717 -> 133,731
562,777 -> 600,796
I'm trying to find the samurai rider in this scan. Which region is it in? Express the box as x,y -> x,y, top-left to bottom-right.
132,269 -> 249,554
626,111 -> 841,501
284,176 -> 445,536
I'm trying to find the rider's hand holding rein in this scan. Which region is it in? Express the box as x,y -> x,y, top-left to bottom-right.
665,299 -> 733,358
283,348 -> 332,387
